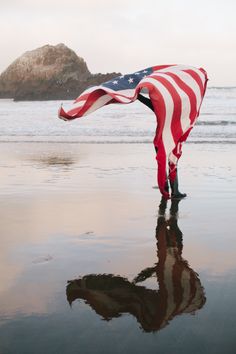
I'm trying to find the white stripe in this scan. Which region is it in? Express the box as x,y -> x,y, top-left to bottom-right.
160,65 -> 205,88
178,269 -> 191,312
83,94 -> 113,116
160,64 -> 195,73
162,70 -> 202,113
60,100 -> 86,117
79,86 -> 135,99
99,88 -> 135,102
72,88 -> 133,116
82,87 -> 135,104
77,85 -> 103,96
104,88 -> 135,98
187,278 -> 204,311
152,73 -> 192,135
163,254 -> 177,321
141,77 -> 175,156
112,95 -> 133,103
72,100 -> 86,110
169,152 -> 178,165
185,67 -> 206,87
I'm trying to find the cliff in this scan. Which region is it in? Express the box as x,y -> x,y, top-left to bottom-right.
0,44 -> 121,100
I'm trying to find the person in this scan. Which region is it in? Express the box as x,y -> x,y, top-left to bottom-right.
137,93 -> 187,199
59,65 -> 208,199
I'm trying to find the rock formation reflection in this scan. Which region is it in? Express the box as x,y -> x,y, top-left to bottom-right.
66,199 -> 206,332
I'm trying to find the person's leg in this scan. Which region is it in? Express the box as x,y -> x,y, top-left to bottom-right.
137,94 -> 154,112
154,146 -> 169,194
169,170 -> 187,199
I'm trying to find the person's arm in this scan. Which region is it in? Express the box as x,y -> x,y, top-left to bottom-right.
137,94 -> 154,112
132,266 -> 156,284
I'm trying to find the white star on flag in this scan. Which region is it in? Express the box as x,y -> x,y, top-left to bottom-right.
128,77 -> 134,83
113,80 -> 118,85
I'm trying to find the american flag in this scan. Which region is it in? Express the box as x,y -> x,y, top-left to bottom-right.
58,64 -> 208,198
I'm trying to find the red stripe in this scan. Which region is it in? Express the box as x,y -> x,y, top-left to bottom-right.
156,223 -> 169,323
68,89 -> 106,117
137,81 -> 166,143
75,92 -> 91,103
196,69 -> 208,115
151,75 -> 183,145
164,72 -> 197,125
70,90 -> 134,119
168,161 -> 177,182
185,271 -> 197,310
58,106 -> 75,121
108,92 -> 133,101
183,69 -> 204,97
75,87 -> 136,107
172,261 -> 184,313
199,67 -> 208,80
152,64 -> 175,72
76,91 -> 132,117
140,82 -> 169,199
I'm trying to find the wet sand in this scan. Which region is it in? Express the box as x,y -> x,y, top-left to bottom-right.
0,142 -> 236,354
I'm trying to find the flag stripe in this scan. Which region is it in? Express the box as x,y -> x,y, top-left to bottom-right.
151,75 -> 183,145
143,76 -> 178,197
83,94 -> 113,116
183,69 -> 205,97
137,79 -> 169,197
68,90 -> 106,117
162,72 -> 196,127
142,77 -> 175,154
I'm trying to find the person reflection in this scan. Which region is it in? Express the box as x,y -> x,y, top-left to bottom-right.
66,199 -> 206,332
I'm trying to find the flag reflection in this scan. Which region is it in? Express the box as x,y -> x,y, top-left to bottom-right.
66,198 -> 206,332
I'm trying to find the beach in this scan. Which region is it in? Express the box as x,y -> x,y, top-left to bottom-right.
0,139 -> 236,354
0,87 -> 236,353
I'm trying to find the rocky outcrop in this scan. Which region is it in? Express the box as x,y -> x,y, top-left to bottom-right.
0,44 -> 121,100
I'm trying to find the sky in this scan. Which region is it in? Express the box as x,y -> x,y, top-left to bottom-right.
1,0 -> 236,86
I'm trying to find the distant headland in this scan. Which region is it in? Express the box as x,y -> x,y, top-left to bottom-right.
0,44 -> 121,101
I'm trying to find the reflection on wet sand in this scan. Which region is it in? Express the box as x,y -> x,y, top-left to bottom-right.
66,199 -> 206,332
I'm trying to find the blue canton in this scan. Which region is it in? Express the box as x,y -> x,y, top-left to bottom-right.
101,67 -> 153,91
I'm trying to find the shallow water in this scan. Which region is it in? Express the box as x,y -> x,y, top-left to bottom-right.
0,142 -> 235,354
0,87 -> 236,144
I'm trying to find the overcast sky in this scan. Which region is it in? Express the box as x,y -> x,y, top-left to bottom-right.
1,0 -> 235,86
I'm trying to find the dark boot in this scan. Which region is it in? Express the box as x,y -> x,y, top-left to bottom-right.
170,172 -> 187,199
155,147 -> 170,198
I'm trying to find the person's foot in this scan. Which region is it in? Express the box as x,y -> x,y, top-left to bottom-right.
171,192 -> 187,200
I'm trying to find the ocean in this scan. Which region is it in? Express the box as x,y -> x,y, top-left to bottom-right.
0,87 -> 235,144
